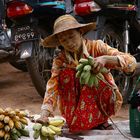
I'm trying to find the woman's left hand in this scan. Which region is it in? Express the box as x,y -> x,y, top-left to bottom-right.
92,56 -> 106,74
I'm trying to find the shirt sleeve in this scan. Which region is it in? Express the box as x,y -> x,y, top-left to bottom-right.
91,40 -> 137,73
41,51 -> 65,112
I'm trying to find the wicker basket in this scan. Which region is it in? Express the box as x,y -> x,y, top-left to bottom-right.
129,105 -> 140,138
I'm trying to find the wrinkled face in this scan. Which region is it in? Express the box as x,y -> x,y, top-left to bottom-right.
57,29 -> 82,52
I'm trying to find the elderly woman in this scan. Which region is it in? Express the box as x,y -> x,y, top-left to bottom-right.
38,14 -> 136,132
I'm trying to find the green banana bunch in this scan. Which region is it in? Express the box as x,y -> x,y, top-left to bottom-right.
32,118 -> 65,140
76,56 -> 108,88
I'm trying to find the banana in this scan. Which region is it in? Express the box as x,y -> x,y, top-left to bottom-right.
19,117 -> 28,125
9,111 -> 16,117
88,56 -> 94,65
83,65 -> 92,71
0,122 -> 4,129
18,111 -> 27,118
40,133 -> 48,140
4,116 -> 10,124
48,119 -> 64,127
11,133 -> 19,140
46,126 -> 56,135
76,70 -> 82,78
4,132 -> 10,140
48,135 -> 55,140
79,58 -> 89,65
88,74 -> 96,87
76,63 -> 84,71
48,125 -> 61,134
4,125 -> 11,132
13,116 -> 20,122
0,129 -> 5,138
0,114 -> 5,121
41,126 -> 49,137
8,119 -> 14,129
16,130 -> 21,138
84,71 -> 91,85
94,76 -> 99,88
33,130 -> 40,139
33,123 -> 42,131
18,128 -> 29,137
97,73 -> 105,81
15,121 -> 22,129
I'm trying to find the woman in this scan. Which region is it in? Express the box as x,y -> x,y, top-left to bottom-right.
38,14 -> 136,132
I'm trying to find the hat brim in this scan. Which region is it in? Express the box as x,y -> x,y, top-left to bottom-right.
42,22 -> 96,48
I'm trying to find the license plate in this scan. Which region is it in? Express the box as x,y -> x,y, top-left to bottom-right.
11,25 -> 39,43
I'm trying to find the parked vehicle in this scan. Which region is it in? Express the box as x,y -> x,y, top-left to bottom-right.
5,0 -> 65,97
73,0 -> 140,103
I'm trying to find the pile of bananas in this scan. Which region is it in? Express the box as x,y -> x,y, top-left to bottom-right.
0,107 -> 29,140
33,118 -> 65,140
76,56 -> 108,88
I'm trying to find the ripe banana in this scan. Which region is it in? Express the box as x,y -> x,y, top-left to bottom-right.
0,108 -> 4,114
15,121 -> 22,129
4,125 -> 10,132
0,129 -> 5,137
19,117 -> 28,125
41,126 -> 49,137
48,125 -> 61,134
4,116 -> 10,124
0,114 -> 5,121
48,119 -> 65,127
0,122 -> 4,129
8,119 -> 14,129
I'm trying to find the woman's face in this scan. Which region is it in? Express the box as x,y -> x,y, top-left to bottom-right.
57,29 -> 82,52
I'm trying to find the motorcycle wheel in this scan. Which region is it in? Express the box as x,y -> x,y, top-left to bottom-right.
9,60 -> 28,72
26,40 -> 54,98
97,24 -> 133,104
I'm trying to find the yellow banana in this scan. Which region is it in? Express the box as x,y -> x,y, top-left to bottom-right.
17,111 -> 27,118
19,117 -> 28,125
4,116 -> 10,124
0,129 -> 5,137
48,125 -> 61,134
0,122 -> 4,129
8,119 -> 14,129
48,119 -> 64,127
4,125 -> 10,132
46,126 -> 56,135
41,126 -> 49,137
15,121 -> 22,129
9,111 -> 16,117
0,114 -> 5,121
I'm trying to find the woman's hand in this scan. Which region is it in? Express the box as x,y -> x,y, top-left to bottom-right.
36,110 -> 54,124
92,56 -> 107,74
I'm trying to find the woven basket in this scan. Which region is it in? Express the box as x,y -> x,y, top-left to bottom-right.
129,106 -> 140,138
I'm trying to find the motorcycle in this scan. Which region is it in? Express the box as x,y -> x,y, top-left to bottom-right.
73,0 -> 140,103
5,0 -> 66,97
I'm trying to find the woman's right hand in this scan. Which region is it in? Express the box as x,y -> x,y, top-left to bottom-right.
36,110 -> 53,124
